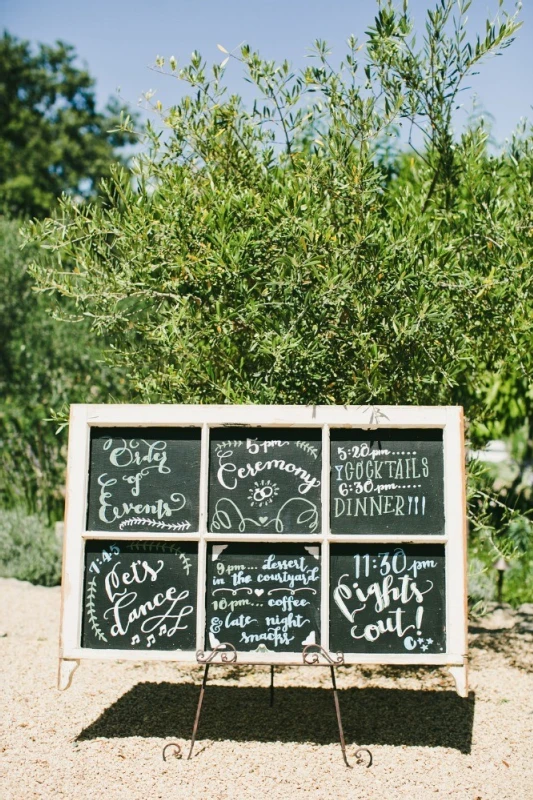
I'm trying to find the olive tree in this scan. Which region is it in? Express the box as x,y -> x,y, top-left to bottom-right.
27,1 -> 532,566
28,1 -> 528,414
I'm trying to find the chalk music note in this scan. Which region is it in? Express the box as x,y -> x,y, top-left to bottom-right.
131,634 -> 140,645
146,634 -> 156,648
159,624 -> 167,636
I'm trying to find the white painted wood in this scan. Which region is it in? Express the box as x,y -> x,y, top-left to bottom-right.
321,425 -> 331,536
63,647 -> 464,666
84,531 -> 447,544
83,531 -> 202,541
64,648 -> 199,662
60,405 -> 91,660
80,403 -> 449,428
199,423 -> 209,535
195,539 -> 207,653
195,424 -> 210,652
203,533 -> 325,543
443,407 -> 469,669
448,664 -> 469,698
326,534 -> 447,544
320,426 -> 330,651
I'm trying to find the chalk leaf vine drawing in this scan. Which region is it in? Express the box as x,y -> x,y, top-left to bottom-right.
86,575 -> 107,642
295,441 -> 319,459
129,541 -> 193,574
119,517 -> 191,532
215,440 -> 244,451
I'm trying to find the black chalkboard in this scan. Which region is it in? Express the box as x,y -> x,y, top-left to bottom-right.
329,543 -> 446,654
87,428 -> 201,532
330,429 -> 444,535
208,429 -> 322,534
82,540 -> 198,650
205,543 -> 321,652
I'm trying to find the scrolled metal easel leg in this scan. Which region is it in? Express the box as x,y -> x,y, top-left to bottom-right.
302,646 -> 371,768
188,664 -> 210,760
270,665 -> 275,707
329,667 -> 373,769
330,666 -> 351,769
162,743 -> 182,761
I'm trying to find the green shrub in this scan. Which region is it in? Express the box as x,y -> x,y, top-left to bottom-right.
27,4 -> 530,424
500,553 -> 533,607
0,507 -> 61,586
468,431 -> 533,609
468,538 -> 533,609
0,218 -> 128,522
468,554 -> 496,607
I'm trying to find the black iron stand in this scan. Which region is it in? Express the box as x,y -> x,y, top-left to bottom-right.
302,644 -> 373,769
161,643 -> 237,762
187,663 -> 210,760
329,664 -> 350,767
165,643 -> 372,768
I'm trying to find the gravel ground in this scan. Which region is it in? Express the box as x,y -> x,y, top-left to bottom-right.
1,578 -> 532,800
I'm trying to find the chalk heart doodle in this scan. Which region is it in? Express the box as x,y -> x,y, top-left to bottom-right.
207,546 -> 321,652
211,497 -> 319,533
210,437 -> 321,533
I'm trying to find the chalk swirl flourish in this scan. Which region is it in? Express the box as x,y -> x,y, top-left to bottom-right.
211,497 -> 319,533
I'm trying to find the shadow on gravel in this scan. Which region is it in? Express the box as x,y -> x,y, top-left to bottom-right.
77,682 -> 475,753
469,627 -> 533,673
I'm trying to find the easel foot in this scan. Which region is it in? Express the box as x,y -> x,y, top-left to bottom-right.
162,743 -> 182,761
448,664 -> 469,698
301,647 -> 372,768
187,644 -> 239,760
353,748 -> 373,768
58,659 -> 79,691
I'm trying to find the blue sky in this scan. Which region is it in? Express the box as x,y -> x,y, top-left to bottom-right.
4,0 -> 532,146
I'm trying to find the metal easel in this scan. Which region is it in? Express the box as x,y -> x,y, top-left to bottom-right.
162,643 -> 372,768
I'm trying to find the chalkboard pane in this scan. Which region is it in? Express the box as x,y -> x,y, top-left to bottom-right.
205,543 -> 321,652
82,540 -> 198,650
209,428 -> 322,534
330,429 -> 444,535
87,428 -> 201,533
330,544 -> 446,654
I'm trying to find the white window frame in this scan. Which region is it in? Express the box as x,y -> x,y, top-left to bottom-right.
58,404 -> 468,694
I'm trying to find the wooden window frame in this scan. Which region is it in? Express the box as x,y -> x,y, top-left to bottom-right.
59,404 -> 467,686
